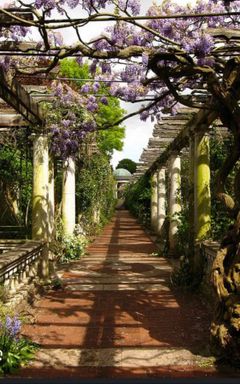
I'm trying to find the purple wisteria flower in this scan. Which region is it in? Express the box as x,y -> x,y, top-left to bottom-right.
51,125 -> 60,135
118,0 -> 140,15
62,119 -> 71,128
101,62 -> 111,74
88,95 -> 96,103
62,130 -> 70,139
87,102 -> 98,112
54,32 -> 63,47
142,53 -> 149,67
76,56 -> 83,65
66,0 -> 79,8
55,83 -> 63,97
183,34 -> 214,58
92,82 -> 100,92
162,22 -> 173,38
63,91 -> 74,104
82,120 -> 97,131
0,57 -> 10,71
35,0 -> 56,9
140,110 -> 149,121
100,96 -> 108,105
81,84 -> 90,93
90,60 -> 98,75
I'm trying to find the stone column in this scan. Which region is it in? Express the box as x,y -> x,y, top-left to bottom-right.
168,154 -> 181,254
48,155 -> 55,240
151,172 -> 158,232
194,133 -> 211,241
62,156 -> 76,236
157,167 -> 166,236
115,181 -> 118,199
189,135 -> 195,251
32,134 -> 49,278
32,134 -> 49,241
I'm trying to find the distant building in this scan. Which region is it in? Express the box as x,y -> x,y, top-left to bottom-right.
113,168 -> 132,200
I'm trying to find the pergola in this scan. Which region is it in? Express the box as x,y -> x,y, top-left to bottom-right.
132,105 -> 229,253
0,5 -> 240,360
0,67 -> 99,284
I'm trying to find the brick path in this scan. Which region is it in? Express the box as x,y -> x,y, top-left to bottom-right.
18,210 -> 238,378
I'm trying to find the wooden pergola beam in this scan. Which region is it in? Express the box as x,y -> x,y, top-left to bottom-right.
0,41 -> 38,52
0,113 -> 29,127
0,70 -> 44,126
147,106 -> 219,175
0,9 -> 33,26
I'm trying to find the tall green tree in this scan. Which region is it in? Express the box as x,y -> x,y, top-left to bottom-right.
116,158 -> 137,174
60,59 -> 125,156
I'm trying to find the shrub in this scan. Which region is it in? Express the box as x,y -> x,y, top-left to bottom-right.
125,174 -> 151,227
60,234 -> 88,263
0,315 -> 37,375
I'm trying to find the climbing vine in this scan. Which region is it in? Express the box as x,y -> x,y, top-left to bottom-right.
210,132 -> 235,240
125,174 -> 151,228
0,132 -> 32,232
76,152 -> 116,234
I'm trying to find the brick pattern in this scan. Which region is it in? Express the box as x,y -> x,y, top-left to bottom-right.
18,210 -> 238,378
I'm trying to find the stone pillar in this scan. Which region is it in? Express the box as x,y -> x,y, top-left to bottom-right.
157,167 -> 166,236
32,134 -> 49,278
62,156 -> 76,236
32,134 -> 49,241
189,135 -> 195,251
168,154 -> 181,254
194,133 -> 211,241
115,181 -> 118,199
151,172 -> 158,232
48,155 -> 55,240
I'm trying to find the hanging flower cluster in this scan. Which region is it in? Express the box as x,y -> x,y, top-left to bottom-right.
47,80 -> 109,158
1,0 -> 239,125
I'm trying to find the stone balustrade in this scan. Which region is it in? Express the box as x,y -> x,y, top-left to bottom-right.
199,240 -> 220,298
0,240 -> 46,304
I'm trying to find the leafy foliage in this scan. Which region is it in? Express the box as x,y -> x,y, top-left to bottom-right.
170,256 -> 194,289
76,152 -> 116,234
60,58 -> 125,156
0,142 -> 32,229
116,158 -> 137,174
60,234 -> 88,263
50,216 -> 88,263
125,174 -> 151,227
0,315 -> 37,375
210,132 -> 235,240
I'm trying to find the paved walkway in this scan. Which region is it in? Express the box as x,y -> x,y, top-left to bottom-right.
19,211 -> 235,378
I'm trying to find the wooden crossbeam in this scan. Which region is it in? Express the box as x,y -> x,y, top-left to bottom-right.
0,70 -> 44,126
0,9 -> 33,26
0,41 -> 38,52
208,28 -> 240,41
0,113 -> 29,127
147,106 -> 218,175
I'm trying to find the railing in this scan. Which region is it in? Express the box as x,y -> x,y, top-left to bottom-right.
200,240 -> 220,296
0,240 -> 46,301
0,226 -> 26,239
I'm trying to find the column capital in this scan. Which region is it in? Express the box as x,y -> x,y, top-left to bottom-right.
157,165 -> 167,172
170,151 -> 180,158
62,156 -> 76,236
194,130 -> 210,139
168,154 -> 181,254
29,131 -> 49,140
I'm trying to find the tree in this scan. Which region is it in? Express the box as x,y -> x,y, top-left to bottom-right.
1,0 -> 240,363
116,158 -> 137,174
60,59 -> 125,156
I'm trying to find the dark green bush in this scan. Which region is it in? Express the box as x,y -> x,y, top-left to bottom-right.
125,174 -> 151,227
